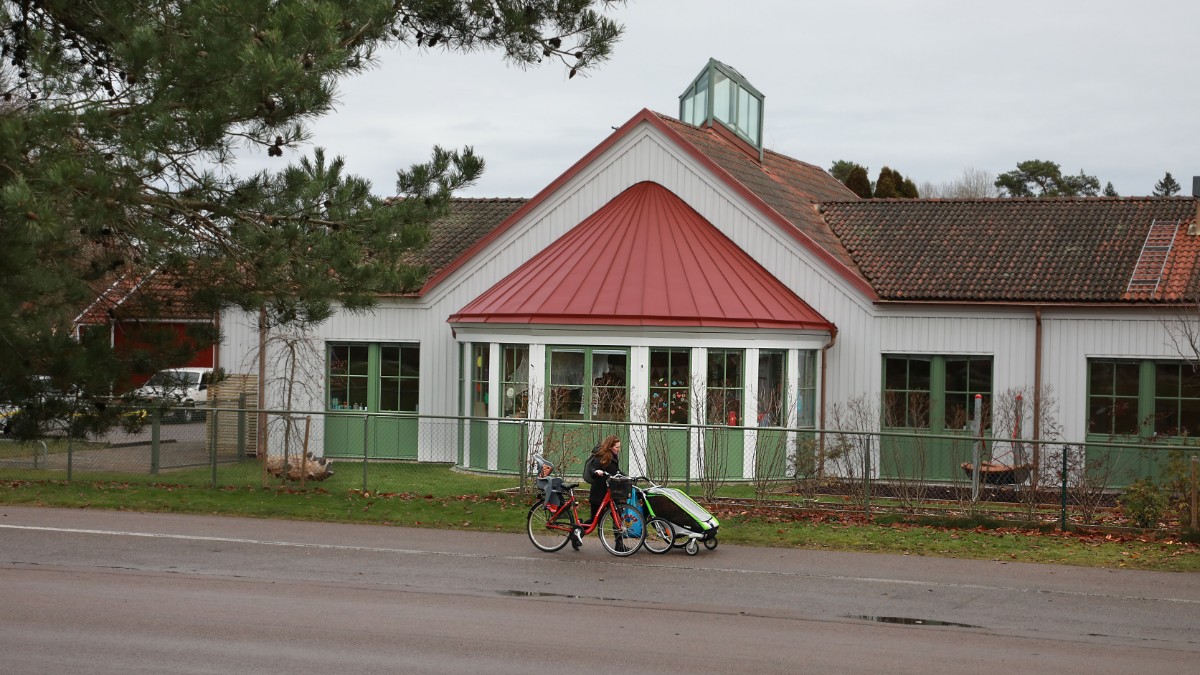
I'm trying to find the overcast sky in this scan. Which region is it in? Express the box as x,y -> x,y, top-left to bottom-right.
251,0 -> 1200,199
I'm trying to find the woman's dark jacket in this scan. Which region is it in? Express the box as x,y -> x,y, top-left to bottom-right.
584,450 -> 622,518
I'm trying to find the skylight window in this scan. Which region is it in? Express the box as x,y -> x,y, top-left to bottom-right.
679,59 -> 764,154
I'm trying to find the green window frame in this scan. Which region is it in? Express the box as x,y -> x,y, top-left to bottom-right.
649,348 -> 690,424
327,342 -> 419,412
502,345 -> 529,418
1087,359 -> 1200,438
883,354 -> 992,432
1154,362 -> 1200,437
757,350 -> 786,427
470,344 -> 489,418
546,346 -> 628,421
1088,360 -> 1143,436
797,350 -> 817,427
328,344 -> 370,410
707,348 -> 744,426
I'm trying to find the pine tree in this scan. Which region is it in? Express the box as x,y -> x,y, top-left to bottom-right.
1103,182 -> 1119,197
874,167 -> 899,198
829,160 -> 866,185
1153,172 -> 1182,197
845,166 -> 873,198
0,1 -> 625,436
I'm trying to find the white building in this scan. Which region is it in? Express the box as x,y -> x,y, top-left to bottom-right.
221,60 -> 1200,484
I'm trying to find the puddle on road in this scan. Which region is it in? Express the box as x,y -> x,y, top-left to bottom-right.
848,615 -> 980,628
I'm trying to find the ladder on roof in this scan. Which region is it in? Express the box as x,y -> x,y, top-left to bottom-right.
1126,219 -> 1180,295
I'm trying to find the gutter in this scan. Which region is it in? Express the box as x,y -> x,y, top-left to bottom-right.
1033,306 -> 1043,489
818,326 -> 838,476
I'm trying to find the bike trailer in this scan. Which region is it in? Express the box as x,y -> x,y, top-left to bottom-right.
643,485 -> 719,541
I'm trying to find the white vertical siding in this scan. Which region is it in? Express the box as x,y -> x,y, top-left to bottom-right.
220,119 -> 1183,467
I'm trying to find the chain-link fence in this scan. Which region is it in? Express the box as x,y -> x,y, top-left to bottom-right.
1,408 -> 1196,532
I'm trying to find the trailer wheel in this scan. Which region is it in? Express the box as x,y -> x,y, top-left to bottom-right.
704,536 -> 718,550
685,539 -> 699,556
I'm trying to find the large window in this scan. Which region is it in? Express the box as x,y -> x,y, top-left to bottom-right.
884,354 -> 992,431
1088,359 -> 1200,438
328,342 -> 419,412
1088,360 -> 1141,435
547,347 -> 627,421
649,348 -> 690,424
329,344 -> 369,410
707,349 -> 744,425
757,350 -> 785,427
1154,362 -> 1200,437
470,344 -> 489,417
502,345 -> 529,418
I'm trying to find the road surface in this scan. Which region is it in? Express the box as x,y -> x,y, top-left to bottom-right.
1,506 -> 1196,674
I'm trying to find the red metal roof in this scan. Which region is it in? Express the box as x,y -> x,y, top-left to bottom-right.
449,182 -> 833,330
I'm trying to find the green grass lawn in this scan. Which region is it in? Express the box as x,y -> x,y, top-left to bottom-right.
1,461 -> 1196,573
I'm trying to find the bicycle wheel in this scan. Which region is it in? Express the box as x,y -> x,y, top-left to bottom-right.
599,504 -> 645,557
526,500 -> 572,552
642,517 -> 674,555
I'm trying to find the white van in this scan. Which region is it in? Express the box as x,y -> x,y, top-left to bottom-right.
133,367 -> 214,422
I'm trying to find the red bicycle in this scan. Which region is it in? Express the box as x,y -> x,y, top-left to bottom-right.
526,454 -> 645,556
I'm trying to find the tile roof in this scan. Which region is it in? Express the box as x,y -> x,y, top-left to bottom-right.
408,198 -> 528,276
817,197 -> 1200,303
75,269 -> 211,325
653,113 -> 867,284
450,182 -> 833,330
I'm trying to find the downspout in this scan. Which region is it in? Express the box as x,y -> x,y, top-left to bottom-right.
257,308 -> 267,461
1033,306 -> 1043,489
818,326 -> 838,476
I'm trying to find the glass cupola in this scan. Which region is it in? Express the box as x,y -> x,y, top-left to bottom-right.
679,59 -> 764,158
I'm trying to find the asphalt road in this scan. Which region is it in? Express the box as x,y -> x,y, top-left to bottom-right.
1,506 -> 1196,674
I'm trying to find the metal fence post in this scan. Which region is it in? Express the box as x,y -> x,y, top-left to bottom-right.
1191,455 -> 1197,531
362,413 -> 369,493
237,393 -> 247,458
210,406 -> 219,488
1060,445 -> 1069,532
971,394 -> 982,504
150,411 -> 160,475
66,438 -> 73,482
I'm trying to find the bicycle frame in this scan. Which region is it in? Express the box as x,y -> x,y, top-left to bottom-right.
542,485 -> 625,537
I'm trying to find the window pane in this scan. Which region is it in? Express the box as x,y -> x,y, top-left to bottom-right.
348,345 -> 369,376
909,357 -> 931,391
650,348 -> 689,424
1156,363 -> 1180,398
969,359 -> 993,393
380,346 -> 399,378
908,392 -> 930,428
945,359 -> 967,392
1154,398 -> 1178,436
380,379 -> 399,412
883,391 -> 906,427
757,350 -> 785,427
713,72 -> 732,124
1090,361 -> 1113,396
502,345 -> 529,418
745,94 -> 759,145
884,357 -> 908,390
1088,398 -> 1111,435
330,346 -> 349,375
1182,365 -> 1200,398
471,344 -> 489,417
1182,398 -> 1200,436
593,351 -> 627,421
549,349 -> 585,419
1113,398 -> 1138,435
944,394 -> 970,430
348,378 -> 368,409
1114,362 -> 1140,397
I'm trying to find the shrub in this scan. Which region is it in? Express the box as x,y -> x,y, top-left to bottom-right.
1119,479 -> 1167,529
